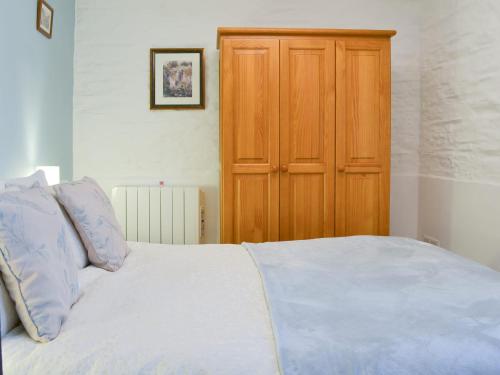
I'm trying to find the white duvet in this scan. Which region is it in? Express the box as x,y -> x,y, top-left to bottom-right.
3,243 -> 280,375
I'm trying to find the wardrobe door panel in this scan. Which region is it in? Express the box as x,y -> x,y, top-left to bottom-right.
345,173 -> 380,234
280,39 -> 336,241
221,39 -> 280,243
335,39 -> 391,236
288,173 -> 325,240
233,50 -> 268,163
233,174 -> 270,243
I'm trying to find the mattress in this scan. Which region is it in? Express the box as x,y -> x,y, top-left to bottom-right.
3,242 -> 280,375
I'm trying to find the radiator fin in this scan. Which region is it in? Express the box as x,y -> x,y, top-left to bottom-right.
149,187 -> 161,244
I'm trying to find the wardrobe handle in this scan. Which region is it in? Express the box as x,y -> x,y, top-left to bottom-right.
271,165 -> 279,173
337,166 -> 346,172
280,164 -> 288,172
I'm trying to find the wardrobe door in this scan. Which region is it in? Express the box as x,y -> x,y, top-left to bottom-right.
220,38 -> 280,243
279,39 -> 336,241
335,39 -> 391,236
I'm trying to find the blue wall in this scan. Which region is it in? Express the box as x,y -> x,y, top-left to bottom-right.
0,0 -> 75,181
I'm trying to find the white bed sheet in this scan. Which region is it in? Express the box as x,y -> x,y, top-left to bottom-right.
3,242 -> 279,375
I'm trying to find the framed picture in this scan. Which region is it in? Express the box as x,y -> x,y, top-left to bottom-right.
37,0 -> 54,39
150,48 -> 205,110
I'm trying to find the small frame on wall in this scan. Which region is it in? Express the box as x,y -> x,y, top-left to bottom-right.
150,48 -> 205,110
37,0 -> 54,39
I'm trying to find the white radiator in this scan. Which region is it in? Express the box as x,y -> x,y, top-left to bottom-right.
111,186 -> 204,245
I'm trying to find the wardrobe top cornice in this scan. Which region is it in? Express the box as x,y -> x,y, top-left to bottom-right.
217,27 -> 397,49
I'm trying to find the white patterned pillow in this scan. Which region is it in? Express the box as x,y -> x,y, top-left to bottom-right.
0,170 -> 48,193
54,177 -> 129,272
0,170 -> 49,337
0,187 -> 80,342
47,186 -> 89,270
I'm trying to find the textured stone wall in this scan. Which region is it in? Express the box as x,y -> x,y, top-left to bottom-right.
421,0 -> 500,183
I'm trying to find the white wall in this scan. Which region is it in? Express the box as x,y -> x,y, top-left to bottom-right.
419,176 -> 500,269
74,0 -> 421,243
419,0 -> 500,270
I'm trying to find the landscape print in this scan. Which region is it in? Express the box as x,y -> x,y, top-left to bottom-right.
163,61 -> 193,98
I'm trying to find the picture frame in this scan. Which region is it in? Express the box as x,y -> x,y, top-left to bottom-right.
37,0 -> 54,39
150,48 -> 205,110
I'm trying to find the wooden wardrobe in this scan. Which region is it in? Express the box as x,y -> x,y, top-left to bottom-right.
218,28 -> 396,244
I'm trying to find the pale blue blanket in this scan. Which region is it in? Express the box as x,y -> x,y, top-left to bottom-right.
244,236 -> 500,375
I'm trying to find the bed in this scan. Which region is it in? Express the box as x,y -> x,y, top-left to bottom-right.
4,236 -> 500,375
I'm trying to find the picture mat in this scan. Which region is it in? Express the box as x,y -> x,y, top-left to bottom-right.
39,3 -> 52,34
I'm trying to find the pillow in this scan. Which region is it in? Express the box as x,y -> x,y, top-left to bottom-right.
0,187 -> 80,342
0,170 -> 48,337
47,186 -> 89,270
0,170 -> 48,193
0,280 -> 18,337
54,177 -> 129,272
